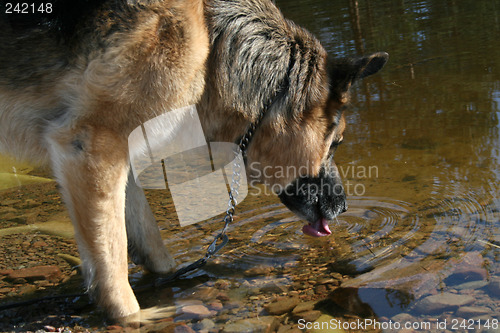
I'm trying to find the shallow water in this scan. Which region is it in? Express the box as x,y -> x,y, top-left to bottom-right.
1,0 -> 500,331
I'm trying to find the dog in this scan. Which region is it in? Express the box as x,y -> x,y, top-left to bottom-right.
0,0 -> 387,323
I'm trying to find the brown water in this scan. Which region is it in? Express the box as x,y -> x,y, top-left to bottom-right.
1,0 -> 499,331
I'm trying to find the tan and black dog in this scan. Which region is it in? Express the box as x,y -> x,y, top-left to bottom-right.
0,0 -> 387,323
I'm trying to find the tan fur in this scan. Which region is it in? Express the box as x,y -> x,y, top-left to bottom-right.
247,106 -> 331,187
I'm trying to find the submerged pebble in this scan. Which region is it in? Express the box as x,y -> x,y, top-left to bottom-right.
414,293 -> 475,314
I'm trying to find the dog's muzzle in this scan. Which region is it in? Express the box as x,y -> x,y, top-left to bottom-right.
277,165 -> 347,237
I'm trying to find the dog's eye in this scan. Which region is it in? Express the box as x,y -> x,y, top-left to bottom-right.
330,139 -> 343,154
331,139 -> 343,148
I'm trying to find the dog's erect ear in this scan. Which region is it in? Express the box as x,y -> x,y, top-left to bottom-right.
329,52 -> 388,99
356,52 -> 389,79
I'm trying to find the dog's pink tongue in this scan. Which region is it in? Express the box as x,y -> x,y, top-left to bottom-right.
302,218 -> 331,237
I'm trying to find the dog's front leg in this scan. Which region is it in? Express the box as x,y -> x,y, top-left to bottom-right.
125,171 -> 176,273
48,124 -> 140,322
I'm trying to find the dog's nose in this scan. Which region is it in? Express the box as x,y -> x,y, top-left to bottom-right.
334,195 -> 348,216
318,192 -> 347,220
341,201 -> 348,214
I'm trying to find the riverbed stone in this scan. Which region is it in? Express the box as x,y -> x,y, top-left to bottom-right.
6,265 -> 61,282
456,306 -> 492,318
207,300 -> 223,311
314,283 -> 326,294
224,300 -> 244,310
0,287 -> 12,294
193,287 -> 218,301
280,327 -> 302,333
227,286 -> 251,300
307,314 -> 345,333
214,279 -> 231,290
244,265 -> 274,276
264,297 -> 300,315
292,300 -> 317,315
173,324 -> 196,333
259,281 -> 288,294
222,316 -> 279,333
179,305 -> 212,319
445,267 -> 487,285
391,312 -> 416,324
192,318 -> 216,331
414,292 -> 474,314
299,310 -> 322,322
277,324 -> 296,333
105,325 -> 122,331
453,280 -> 488,290
216,292 -> 230,302
445,252 -> 487,285
18,284 -> 36,295
32,240 -> 48,247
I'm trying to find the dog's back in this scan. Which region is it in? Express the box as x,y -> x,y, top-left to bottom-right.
0,0 -> 208,165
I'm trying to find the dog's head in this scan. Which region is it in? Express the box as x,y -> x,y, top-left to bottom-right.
250,52 -> 388,237
279,53 -> 388,236
199,0 -> 388,236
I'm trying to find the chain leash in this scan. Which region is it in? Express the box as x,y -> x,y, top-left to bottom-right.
154,113 -> 264,287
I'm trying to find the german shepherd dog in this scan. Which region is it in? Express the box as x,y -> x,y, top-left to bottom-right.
0,0 -> 387,323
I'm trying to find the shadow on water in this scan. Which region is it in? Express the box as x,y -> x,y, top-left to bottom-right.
1,0 -> 500,331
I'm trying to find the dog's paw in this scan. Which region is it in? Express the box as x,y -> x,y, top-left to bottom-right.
146,251 -> 177,274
